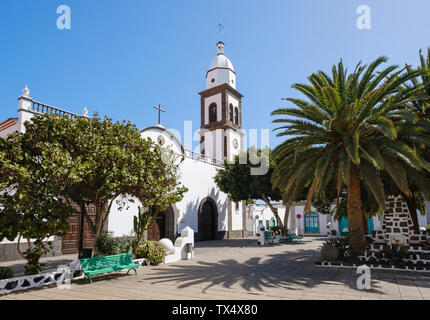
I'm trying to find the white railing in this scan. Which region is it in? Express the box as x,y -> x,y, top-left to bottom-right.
184,149 -> 224,167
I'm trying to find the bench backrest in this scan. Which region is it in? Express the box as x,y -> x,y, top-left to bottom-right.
80,253 -> 134,271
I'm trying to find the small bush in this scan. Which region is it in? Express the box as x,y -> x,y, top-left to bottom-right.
96,232 -> 131,256
382,244 -> 409,266
425,224 -> 430,235
0,267 -> 13,280
135,241 -> 166,265
269,226 -> 282,235
323,238 -> 349,260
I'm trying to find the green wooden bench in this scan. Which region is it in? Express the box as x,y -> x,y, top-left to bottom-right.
79,253 -> 140,284
287,233 -> 303,242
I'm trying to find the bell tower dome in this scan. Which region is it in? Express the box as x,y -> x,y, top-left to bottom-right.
206,42 -> 236,90
199,42 -> 243,163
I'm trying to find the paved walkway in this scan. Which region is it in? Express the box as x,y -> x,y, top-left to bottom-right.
2,237 -> 430,300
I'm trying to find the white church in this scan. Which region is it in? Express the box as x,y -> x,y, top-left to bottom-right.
0,42 -> 248,260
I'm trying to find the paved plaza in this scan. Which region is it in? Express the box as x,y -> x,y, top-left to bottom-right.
2,237 -> 430,300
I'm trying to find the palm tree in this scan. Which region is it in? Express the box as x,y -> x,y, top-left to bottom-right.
271,57 -> 428,250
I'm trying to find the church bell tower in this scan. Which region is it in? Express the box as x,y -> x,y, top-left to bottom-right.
199,42 -> 243,163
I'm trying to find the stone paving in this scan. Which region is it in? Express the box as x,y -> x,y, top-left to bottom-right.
2,236 -> 430,300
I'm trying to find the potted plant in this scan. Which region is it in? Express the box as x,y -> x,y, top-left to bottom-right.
321,240 -> 340,261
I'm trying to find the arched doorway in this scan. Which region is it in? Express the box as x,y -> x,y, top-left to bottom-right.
198,198 -> 218,241
146,206 -> 178,242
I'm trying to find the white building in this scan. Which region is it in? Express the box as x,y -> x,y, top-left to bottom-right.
248,201 -> 429,237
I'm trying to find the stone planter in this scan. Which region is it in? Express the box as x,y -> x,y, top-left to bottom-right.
321,246 -> 339,261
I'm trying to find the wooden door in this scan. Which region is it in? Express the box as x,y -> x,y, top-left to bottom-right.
61,203 -> 96,254
200,201 -> 215,240
147,212 -> 166,241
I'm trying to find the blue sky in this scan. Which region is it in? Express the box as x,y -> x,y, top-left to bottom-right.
0,0 -> 429,149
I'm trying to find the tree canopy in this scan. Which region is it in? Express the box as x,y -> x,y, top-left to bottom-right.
271,56 -> 430,250
0,113 -> 187,260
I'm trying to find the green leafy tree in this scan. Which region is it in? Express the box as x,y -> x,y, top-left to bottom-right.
271,57 -> 429,250
214,147 -> 291,231
1,113 -> 187,258
0,130 -> 75,274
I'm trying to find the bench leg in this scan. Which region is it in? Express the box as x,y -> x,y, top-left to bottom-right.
127,269 -> 137,276
86,274 -> 92,284
127,268 -> 137,275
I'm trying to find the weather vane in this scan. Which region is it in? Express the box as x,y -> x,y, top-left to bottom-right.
217,23 -> 224,39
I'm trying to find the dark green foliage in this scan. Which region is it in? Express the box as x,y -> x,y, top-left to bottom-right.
131,206 -> 161,257
23,239 -> 52,275
269,226 -> 282,235
382,244 -> 410,266
323,238 -> 349,260
313,199 -> 332,215
426,224 -> 430,235
135,241 -> 166,265
95,232 -> 131,256
214,147 -> 299,229
0,267 -> 13,280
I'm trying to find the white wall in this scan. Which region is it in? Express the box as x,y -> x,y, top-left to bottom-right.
108,127 -> 231,238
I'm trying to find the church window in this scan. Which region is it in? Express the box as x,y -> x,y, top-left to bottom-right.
209,103 -> 217,123
234,107 -> 239,125
224,136 -> 227,158
157,135 -> 165,146
211,78 -> 215,83
229,104 -> 233,122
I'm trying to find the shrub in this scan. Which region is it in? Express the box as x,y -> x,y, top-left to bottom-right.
269,226 -> 282,235
323,238 -> 349,260
0,267 -> 13,279
382,244 -> 409,266
135,241 -> 166,265
425,224 -> 430,235
95,232 -> 131,256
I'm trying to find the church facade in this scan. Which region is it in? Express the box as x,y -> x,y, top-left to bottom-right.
108,41 -> 246,242
0,42 -> 247,260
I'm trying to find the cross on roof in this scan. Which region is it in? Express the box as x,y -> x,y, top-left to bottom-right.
153,104 -> 166,125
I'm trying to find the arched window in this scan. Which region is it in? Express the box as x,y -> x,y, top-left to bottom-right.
229,104 -> 234,122
209,103 -> 217,123
234,107 -> 239,125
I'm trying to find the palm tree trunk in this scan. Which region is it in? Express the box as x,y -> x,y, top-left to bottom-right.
347,163 -> 367,250
363,214 -> 368,235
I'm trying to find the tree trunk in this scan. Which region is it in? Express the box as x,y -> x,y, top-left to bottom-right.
346,163 -> 367,251
283,201 -> 292,236
78,201 -> 86,259
261,194 -> 284,229
405,196 -> 419,232
362,214 -> 368,235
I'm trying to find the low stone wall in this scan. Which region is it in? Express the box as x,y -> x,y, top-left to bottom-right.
0,238 -> 62,262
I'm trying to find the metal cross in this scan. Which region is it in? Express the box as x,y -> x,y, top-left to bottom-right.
153,104 -> 166,125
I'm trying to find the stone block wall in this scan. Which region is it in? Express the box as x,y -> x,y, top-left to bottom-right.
372,195 -> 426,245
